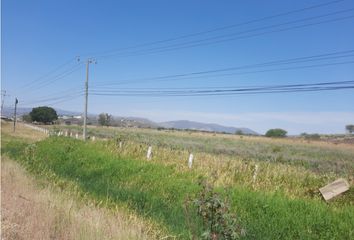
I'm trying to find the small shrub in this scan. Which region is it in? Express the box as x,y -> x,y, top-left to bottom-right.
191,180 -> 243,240
235,130 -> 244,135
22,114 -> 32,123
301,133 -> 321,140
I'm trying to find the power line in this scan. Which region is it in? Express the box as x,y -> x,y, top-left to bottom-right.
91,80 -> 354,93
147,60 -> 354,84
97,9 -> 354,59
90,86 -> 354,97
19,56 -> 79,90
21,55 -> 354,105
20,93 -> 84,109
90,0 -> 346,58
21,85 -> 83,103
22,90 -> 84,106
46,94 -> 85,107
92,50 -> 354,87
19,63 -> 84,93
12,1 -> 353,113
89,80 -> 354,97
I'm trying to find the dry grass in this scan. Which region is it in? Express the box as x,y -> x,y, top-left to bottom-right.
1,156 -> 154,240
40,124 -> 354,199
105,140 -> 341,200
51,124 -> 354,151
1,121 -> 47,143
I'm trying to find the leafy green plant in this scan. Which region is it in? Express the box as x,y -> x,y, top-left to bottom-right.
301,133 -> 321,140
192,180 -> 243,240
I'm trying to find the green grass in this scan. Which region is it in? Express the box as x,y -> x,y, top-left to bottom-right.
101,138 -> 353,202
45,125 -> 354,176
2,136 -> 353,239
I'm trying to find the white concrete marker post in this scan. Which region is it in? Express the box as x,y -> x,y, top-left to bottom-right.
119,141 -> 123,149
253,164 -> 259,184
75,133 -> 79,139
92,136 -> 95,141
147,146 -> 152,160
65,131 -> 68,137
188,153 -> 194,169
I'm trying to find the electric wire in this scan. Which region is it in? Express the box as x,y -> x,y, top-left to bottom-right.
90,0 -> 346,58
92,50 -> 354,87
19,57 -> 79,90
89,81 -> 354,97
96,11 -> 354,59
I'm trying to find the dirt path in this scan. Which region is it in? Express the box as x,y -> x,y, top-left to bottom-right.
1,157 -> 153,240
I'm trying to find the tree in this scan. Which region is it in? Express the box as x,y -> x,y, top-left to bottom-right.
235,130 -> 244,135
98,113 -> 112,126
29,106 -> 58,124
346,125 -> 354,134
265,128 -> 287,138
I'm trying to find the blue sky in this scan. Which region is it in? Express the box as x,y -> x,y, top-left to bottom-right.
2,0 -> 354,134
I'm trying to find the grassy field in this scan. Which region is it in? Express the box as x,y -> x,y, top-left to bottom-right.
1,122 -> 161,240
2,123 -> 354,239
44,125 -> 354,199
46,125 -> 354,174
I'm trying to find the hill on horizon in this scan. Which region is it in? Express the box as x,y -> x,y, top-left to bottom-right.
159,120 -> 258,135
2,107 -> 258,135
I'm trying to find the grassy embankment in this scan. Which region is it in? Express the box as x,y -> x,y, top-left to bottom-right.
1,122 -> 159,239
2,124 -> 354,239
45,125 -> 354,200
1,156 -> 153,240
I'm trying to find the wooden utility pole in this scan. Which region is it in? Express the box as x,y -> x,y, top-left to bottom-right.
83,59 -> 95,140
1,90 -> 6,115
13,98 -> 18,132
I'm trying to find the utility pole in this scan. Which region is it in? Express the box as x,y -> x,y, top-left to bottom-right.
13,98 -> 18,132
1,90 -> 6,116
83,59 -> 96,140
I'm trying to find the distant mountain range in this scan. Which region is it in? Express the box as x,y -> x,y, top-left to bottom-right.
159,120 -> 257,135
2,107 -> 258,135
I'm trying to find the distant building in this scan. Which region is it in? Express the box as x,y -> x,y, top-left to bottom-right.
58,115 -> 83,125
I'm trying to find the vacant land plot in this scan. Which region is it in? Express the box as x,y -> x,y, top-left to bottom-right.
45,125 -> 354,174
2,123 -> 354,239
1,123 -> 160,240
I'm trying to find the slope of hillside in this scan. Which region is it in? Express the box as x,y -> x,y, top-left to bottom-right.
159,120 -> 258,135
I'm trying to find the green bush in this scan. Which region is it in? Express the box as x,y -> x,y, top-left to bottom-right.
301,133 -> 321,140
265,128 -> 287,138
192,180 -> 243,239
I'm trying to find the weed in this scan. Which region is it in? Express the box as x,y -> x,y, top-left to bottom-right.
191,179 -> 243,240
